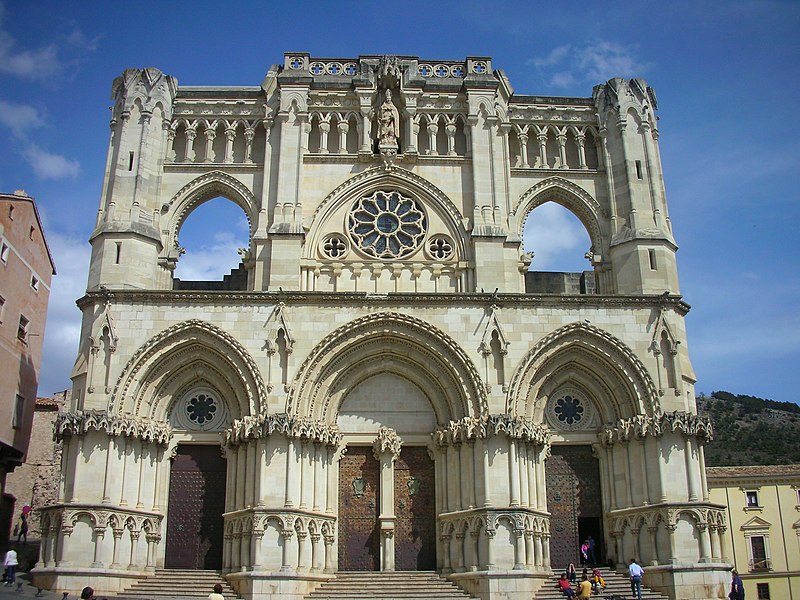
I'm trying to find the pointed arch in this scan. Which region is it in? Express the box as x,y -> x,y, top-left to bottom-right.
288,311 -> 487,423
161,170 -> 257,250
109,319 -> 267,421
506,322 -> 659,422
512,177 -> 606,257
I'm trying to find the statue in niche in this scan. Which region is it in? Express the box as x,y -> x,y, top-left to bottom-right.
377,89 -> 400,148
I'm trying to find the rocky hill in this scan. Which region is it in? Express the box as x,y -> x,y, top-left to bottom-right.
697,391 -> 800,466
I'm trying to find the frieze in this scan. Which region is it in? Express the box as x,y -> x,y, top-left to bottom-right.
224,413 -> 342,447
54,410 -> 172,446
606,502 -> 727,532
76,289 -> 691,315
433,414 -> 550,447
39,504 -> 163,534
438,507 -> 550,537
223,508 -> 336,540
599,411 -> 713,446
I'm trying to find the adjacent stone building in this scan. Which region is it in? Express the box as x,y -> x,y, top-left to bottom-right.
33,54 -> 730,599
708,465 -> 800,600
0,191 -> 56,543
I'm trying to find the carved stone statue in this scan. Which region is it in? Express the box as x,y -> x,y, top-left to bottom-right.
377,89 -> 400,148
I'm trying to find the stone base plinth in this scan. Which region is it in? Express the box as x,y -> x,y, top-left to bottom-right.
227,571 -> 333,600
643,562 -> 730,600
449,569 -> 551,600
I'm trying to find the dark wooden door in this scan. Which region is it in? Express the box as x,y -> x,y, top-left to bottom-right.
338,447 -> 380,571
165,445 -> 227,569
394,447 -> 436,571
545,445 -> 603,569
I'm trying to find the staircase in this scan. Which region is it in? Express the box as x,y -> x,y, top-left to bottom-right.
108,569 -> 239,600
534,569 -> 669,600
307,571 -> 477,600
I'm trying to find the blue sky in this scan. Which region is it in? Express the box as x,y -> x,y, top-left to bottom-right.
0,1 -> 798,403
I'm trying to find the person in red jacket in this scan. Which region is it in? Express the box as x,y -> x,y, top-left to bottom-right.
558,573 -> 576,598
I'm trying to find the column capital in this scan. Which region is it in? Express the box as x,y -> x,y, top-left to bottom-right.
373,427 -> 402,462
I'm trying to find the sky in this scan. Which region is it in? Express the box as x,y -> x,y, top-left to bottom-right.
0,1 -> 798,403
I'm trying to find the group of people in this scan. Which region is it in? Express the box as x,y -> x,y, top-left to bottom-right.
557,558 -> 641,599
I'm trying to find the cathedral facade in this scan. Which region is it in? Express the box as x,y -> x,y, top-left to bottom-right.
33,54 -> 729,600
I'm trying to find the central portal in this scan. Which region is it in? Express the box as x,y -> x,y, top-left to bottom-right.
338,446 -> 436,571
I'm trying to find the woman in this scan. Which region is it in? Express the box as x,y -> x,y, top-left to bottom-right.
208,583 -> 225,600
80,587 -> 95,600
3,548 -> 17,586
557,573 -> 575,598
566,562 -> 577,583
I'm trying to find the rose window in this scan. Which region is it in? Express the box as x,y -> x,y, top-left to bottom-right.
186,393 -> 217,425
545,389 -> 595,431
347,191 -> 426,259
554,394 -> 583,425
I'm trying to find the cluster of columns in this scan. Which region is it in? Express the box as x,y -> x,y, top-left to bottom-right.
511,124 -> 599,170
167,119 -> 260,164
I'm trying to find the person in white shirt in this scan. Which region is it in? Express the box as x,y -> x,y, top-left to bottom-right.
4,548 -> 18,586
629,558 -> 644,600
208,583 -> 225,600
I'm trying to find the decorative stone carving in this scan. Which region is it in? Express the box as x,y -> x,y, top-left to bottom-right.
372,427 -> 402,461
54,411 -> 172,447
376,89 -> 400,168
224,413 -> 342,447
599,411 -> 713,446
433,414 -> 550,447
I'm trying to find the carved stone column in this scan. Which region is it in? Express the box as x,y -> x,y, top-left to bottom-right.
373,427 -> 402,571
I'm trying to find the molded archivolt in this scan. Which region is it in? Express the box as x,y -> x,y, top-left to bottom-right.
161,170 -> 257,251
288,312 -> 487,423
512,177 -> 606,256
109,319 -> 267,421
506,322 -> 659,422
304,167 -> 469,261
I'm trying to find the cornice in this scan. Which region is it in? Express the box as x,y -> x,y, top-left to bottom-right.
77,289 -> 691,315
434,414 -> 550,447
55,410 -> 172,447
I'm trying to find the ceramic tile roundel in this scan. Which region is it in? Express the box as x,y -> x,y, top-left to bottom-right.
347,190 -> 426,259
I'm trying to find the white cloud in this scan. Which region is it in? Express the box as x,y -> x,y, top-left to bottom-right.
22,143 -> 80,180
530,40 -> 648,89
174,230 -> 245,281
0,31 -> 61,81
0,100 -> 45,138
39,232 -> 91,396
523,203 -> 591,271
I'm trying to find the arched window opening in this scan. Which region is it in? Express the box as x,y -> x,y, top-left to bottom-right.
523,202 -> 594,294
173,197 -> 250,291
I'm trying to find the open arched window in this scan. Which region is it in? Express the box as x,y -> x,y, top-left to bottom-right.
522,202 -> 593,294
172,197 -> 250,290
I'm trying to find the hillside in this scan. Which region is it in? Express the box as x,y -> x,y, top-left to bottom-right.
697,391 -> 800,466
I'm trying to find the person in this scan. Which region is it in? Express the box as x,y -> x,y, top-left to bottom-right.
567,562 -> 577,583
629,558 -> 644,600
557,573 -> 575,598
208,583 -> 225,600
17,512 -> 28,544
3,548 -> 18,586
580,541 -> 590,565
729,569 -> 745,600
592,568 -> 606,594
80,586 -> 95,600
587,535 -> 597,564
576,574 -> 593,600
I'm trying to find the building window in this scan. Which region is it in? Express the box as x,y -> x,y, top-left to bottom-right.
30,275 -> 39,291
17,315 -> 28,341
0,243 -> 8,263
8,205 -> 14,220
746,490 -> 760,507
749,535 -> 770,571
12,395 -> 24,429
757,583 -> 770,599
0,295 -> 5,323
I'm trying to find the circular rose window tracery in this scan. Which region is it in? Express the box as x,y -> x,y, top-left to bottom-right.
545,388 -> 596,431
170,387 -> 230,431
347,190 -> 426,259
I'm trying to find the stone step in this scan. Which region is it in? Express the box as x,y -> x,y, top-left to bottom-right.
307,571 -> 476,600
534,569 -> 669,600
107,569 -> 239,600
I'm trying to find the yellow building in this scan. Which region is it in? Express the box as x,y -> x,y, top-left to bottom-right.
708,465 -> 800,600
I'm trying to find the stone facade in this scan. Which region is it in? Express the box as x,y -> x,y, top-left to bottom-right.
33,54 -> 729,599
0,192 -> 56,543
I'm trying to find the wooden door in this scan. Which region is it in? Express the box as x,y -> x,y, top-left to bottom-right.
545,445 -> 603,569
394,447 -> 436,571
165,445 -> 227,569
338,447 -> 380,571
